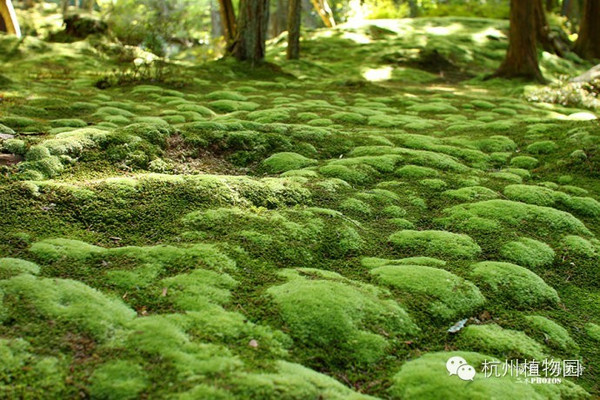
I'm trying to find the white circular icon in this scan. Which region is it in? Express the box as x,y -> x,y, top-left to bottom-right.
446,356 -> 468,375
457,364 -> 476,381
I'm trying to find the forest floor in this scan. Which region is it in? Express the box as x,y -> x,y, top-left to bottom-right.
1,17 -> 600,399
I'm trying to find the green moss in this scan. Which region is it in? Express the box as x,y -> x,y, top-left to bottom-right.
0,258 -> 40,279
261,152 -> 317,174
267,269 -> 418,365
381,205 -> 407,218
30,238 -> 103,262
524,315 -> 579,353
0,274 -> 135,339
499,237 -> 555,268
458,324 -> 548,360
0,123 -> 15,134
407,102 -> 458,113
90,361 -> 148,400
208,100 -> 260,112
0,116 -> 37,128
50,118 -> 87,128
440,200 -> 592,236
510,156 -> 538,170
206,90 -> 247,101
442,186 -> 498,201
389,351 -> 585,400
503,184 -> 563,207
371,264 -> 485,320
469,261 -> 559,308
527,140 -> 558,154
2,138 -> 26,155
330,112 -> 367,124
234,361 -> 371,400
388,230 -> 481,259
419,178 -> 447,191
585,323 -> 600,342
339,198 -> 372,217
395,165 -> 438,179
319,164 -> 369,185
560,235 -> 597,258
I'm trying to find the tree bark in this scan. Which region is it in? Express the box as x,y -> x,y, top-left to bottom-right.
492,0 -> 545,83
574,0 -> 600,60
210,0 -> 223,38
287,0 -> 301,59
545,0 -> 555,12
232,0 -> 270,63
270,0 -> 287,37
218,0 -> 237,45
534,0 -> 563,56
0,0 -> 21,36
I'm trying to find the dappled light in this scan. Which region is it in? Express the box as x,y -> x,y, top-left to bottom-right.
1,0 -> 600,398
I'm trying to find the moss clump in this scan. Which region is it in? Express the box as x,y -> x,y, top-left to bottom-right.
0,123 -> 15,134
395,165 -> 438,179
388,230 -> 481,259
267,269 -> 418,365
527,140 -> 557,154
208,100 -> 260,112
50,119 -> 87,128
381,205 -> 407,218
330,112 -> 367,124
2,138 -> 26,155
0,258 -> 40,279
339,198 -> 372,217
319,164 -> 369,185
524,315 -> 579,353
361,256 -> 446,269
458,324 -> 547,359
510,156 -> 538,170
89,361 -> 148,400
389,351 -> 585,400
585,323 -> 600,342
206,90 -> 247,101
560,235 -> 597,258
440,200 -> 592,236
469,261 -> 559,308
0,274 -> 136,339
261,152 -> 317,174
442,186 -> 498,202
234,361 -> 371,400
371,264 -> 485,320
499,238 -> 555,268
503,184 -> 563,207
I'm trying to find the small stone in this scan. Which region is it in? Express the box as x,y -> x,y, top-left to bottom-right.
0,133 -> 15,140
0,154 -> 22,165
248,339 -> 258,348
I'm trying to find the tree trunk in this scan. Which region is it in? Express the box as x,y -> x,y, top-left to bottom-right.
492,0 -> 545,83
218,0 -> 237,45
534,0 -> 563,56
287,0 -> 301,59
0,0 -> 21,36
574,0 -> 600,60
232,0 -> 270,63
545,0 -> 555,12
270,0 -> 287,37
210,0 -> 223,38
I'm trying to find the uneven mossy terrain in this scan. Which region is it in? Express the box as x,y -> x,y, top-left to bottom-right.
1,17 -> 600,399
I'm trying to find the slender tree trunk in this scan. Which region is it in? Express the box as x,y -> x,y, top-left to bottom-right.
232,0 -> 270,63
574,0 -> 600,60
218,0 -> 237,46
545,0 -> 555,12
534,0 -> 563,56
210,0 -> 223,38
0,0 -> 21,36
287,0 -> 301,59
492,0 -> 545,83
271,0 -> 287,37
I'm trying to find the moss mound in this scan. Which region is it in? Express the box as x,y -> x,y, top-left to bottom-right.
388,230 -> 481,259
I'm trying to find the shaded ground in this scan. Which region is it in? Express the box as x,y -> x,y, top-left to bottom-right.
0,17 -> 599,399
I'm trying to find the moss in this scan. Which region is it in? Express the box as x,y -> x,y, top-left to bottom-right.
527,140 -> 558,154
407,102 -> 459,113
0,274 -> 135,339
0,123 -> 16,134
524,315 -> 579,353
469,261 -> 559,308
94,106 -> 135,118
234,361 -> 371,400
560,235 -> 597,258
388,230 -> 481,259
458,324 -> 548,360
330,112 -> 367,124
371,264 -> 485,320
499,238 -> 555,268
267,269 -> 418,365
30,238 -> 103,262
261,152 -> 317,174
381,205 -> 407,218
0,116 -> 37,128
50,118 -> 87,128
0,338 -> 68,399
247,109 -> 290,123
503,184 -> 563,207
206,90 -> 247,101
440,200 -> 592,236
510,156 -> 538,170
89,361 -> 148,400
419,178 -> 447,191
442,186 -> 498,202
319,164 -> 369,185
25,145 -> 51,161
585,323 -> 600,342
2,138 -> 26,155
389,351 -> 585,400
395,165 -> 438,179
339,198 -> 372,217
0,258 -> 40,279
208,100 -> 260,112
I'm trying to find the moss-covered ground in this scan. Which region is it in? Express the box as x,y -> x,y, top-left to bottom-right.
1,17 -> 599,399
